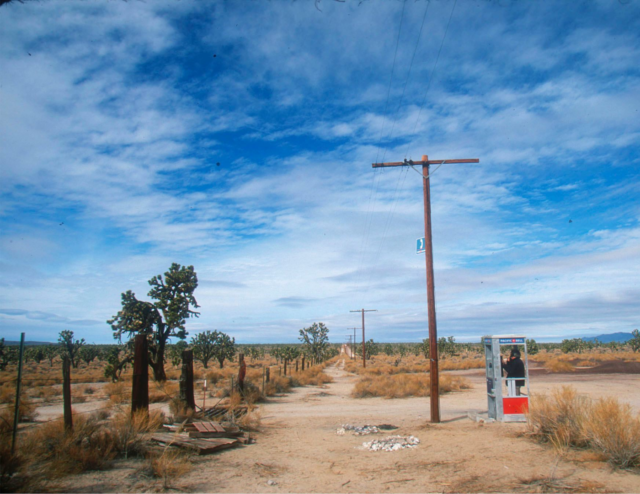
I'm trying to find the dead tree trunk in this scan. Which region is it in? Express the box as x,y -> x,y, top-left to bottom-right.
179,350 -> 196,411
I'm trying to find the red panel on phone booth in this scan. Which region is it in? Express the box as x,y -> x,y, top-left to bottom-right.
503,397 -> 528,415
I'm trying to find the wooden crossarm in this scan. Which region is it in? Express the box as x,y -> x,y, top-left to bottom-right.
372,158 -> 479,168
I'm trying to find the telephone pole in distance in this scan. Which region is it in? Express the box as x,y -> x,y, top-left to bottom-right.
350,309 -> 377,368
372,154 -> 479,423
347,327 -> 359,360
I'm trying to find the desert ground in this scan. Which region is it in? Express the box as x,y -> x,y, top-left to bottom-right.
45,358 -> 640,493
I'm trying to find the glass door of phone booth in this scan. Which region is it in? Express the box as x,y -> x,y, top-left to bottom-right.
484,335 -> 530,422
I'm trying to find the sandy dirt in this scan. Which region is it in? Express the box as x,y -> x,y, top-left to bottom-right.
54,360 -> 640,493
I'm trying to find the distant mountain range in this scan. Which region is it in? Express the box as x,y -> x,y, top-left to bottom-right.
2,340 -> 55,346
582,332 -> 634,343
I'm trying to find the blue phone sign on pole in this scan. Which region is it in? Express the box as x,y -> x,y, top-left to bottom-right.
416,237 -> 425,254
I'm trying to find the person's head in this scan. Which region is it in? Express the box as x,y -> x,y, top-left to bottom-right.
510,348 -> 521,360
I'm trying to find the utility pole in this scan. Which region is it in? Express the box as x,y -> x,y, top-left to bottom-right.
372,154 -> 479,423
350,309 -> 377,368
345,335 -> 352,358
347,328 -> 359,360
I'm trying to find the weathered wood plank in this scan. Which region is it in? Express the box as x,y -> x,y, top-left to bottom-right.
188,430 -> 244,438
150,433 -> 238,455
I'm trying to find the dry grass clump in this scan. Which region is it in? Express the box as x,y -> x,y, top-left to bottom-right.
237,408 -> 261,431
149,380 -> 179,403
147,447 -> 192,490
582,397 -> 640,469
576,360 -> 596,367
527,386 -> 589,450
344,360 -> 358,373
528,386 -> 640,468
0,410 -> 23,491
2,408 -> 165,490
239,381 -> 264,405
545,358 -> 576,373
345,354 -> 484,376
265,375 -> 293,396
440,355 -> 485,370
22,413 -> 116,478
105,381 -> 129,404
206,369 -> 224,385
351,373 -> 471,399
0,383 -> 16,404
296,366 -> 333,386
168,396 -> 196,422
108,408 -> 165,459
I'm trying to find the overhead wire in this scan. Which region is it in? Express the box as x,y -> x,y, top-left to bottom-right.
361,0 -> 433,296
355,0 -> 408,279
379,0 -> 432,165
404,0 -> 458,160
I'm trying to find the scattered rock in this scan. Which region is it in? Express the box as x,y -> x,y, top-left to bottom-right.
362,435 -> 420,452
340,424 -> 380,435
267,479 -> 278,486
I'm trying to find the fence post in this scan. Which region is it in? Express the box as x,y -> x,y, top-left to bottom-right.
265,367 -> 270,384
62,356 -> 73,431
302,356 -> 305,371
131,334 -> 149,416
237,354 -> 246,393
295,359 -> 299,373
11,332 -> 25,454
283,359 -> 287,376
180,349 -> 196,410
262,367 -> 265,395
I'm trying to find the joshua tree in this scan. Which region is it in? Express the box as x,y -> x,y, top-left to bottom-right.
108,263 -> 199,382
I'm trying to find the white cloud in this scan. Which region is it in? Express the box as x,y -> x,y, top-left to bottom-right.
0,0 -> 639,344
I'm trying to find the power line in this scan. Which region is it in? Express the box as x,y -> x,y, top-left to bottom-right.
356,0 -> 409,282
374,0 -> 408,167
379,0 -> 432,165
404,0 -> 458,160
359,0 -> 434,298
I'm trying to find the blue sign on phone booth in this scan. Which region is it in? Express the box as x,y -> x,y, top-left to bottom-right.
416,237 -> 425,254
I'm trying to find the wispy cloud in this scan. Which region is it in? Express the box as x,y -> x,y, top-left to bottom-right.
0,0 -> 639,344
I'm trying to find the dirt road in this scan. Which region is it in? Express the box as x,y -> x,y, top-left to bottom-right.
60,360 -> 640,493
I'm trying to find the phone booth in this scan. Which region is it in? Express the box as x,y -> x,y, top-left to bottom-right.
484,335 -> 530,422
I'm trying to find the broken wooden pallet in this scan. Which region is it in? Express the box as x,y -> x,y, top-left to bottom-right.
193,421 -> 225,433
203,405 -> 249,419
163,421 -> 243,438
190,421 -> 242,438
151,433 -> 238,455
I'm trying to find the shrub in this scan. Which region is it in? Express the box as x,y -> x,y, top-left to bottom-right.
351,373 -> 470,399
0,410 -> 23,491
108,408 -> 164,459
296,366 -> 333,386
168,396 -> 196,422
104,381 -> 128,405
0,384 -> 15,404
149,381 -> 178,403
528,386 -> 640,468
265,375 -> 293,396
148,447 -> 192,490
237,409 -> 261,431
545,358 -> 576,373
239,380 -> 264,405
22,414 -> 116,478
582,397 -> 640,468
205,370 -> 223,386
527,386 -> 589,450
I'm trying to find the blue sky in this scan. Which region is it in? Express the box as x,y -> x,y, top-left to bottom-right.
0,0 -> 639,345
